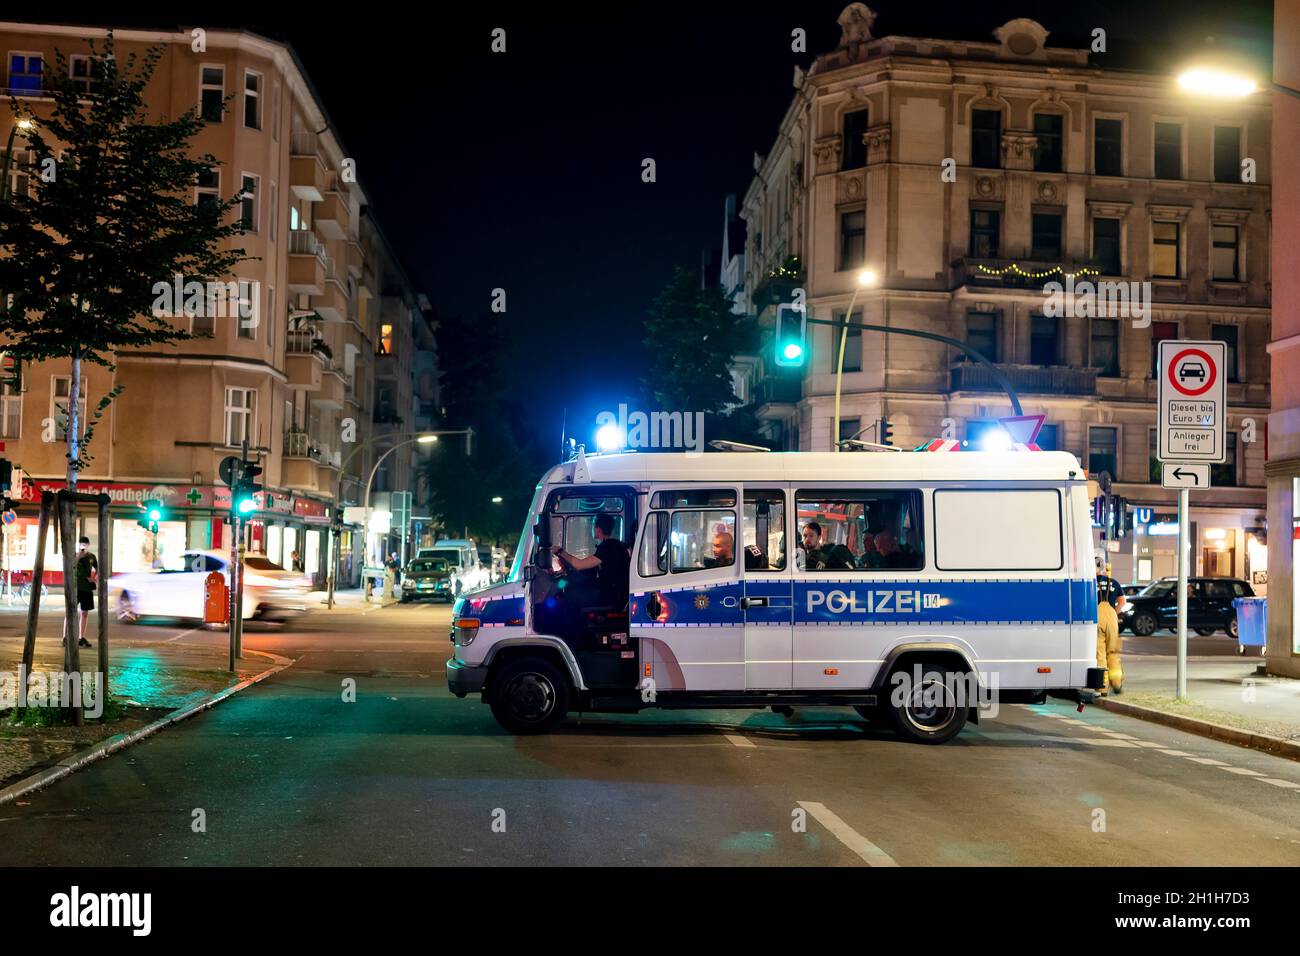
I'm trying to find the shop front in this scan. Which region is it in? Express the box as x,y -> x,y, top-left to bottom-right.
1101,503 -> 1268,593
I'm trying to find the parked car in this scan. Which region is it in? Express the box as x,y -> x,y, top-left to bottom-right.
400,556 -> 456,603
1118,576 -> 1255,638
416,541 -> 490,596
110,550 -> 312,624
1121,584 -> 1145,598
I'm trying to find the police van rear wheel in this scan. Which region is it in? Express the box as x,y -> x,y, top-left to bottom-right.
489,656 -> 570,735
887,664 -> 968,744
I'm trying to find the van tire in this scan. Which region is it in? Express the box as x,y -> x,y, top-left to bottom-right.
489,655 -> 570,735
886,664 -> 969,744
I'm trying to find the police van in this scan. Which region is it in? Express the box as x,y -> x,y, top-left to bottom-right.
446,449 -> 1104,743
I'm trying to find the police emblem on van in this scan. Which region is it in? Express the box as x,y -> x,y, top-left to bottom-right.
694,593 -> 709,610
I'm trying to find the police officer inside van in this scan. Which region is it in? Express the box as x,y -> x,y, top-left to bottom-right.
550,514 -> 630,610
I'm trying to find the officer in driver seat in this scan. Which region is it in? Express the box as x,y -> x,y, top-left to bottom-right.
550,514 -> 631,611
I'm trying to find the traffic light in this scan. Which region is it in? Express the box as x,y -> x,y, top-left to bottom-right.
879,418 -> 894,446
1112,495 -> 1129,537
138,498 -> 163,533
0,458 -> 11,493
774,303 -> 806,368
1092,493 -> 1106,527
232,462 -> 262,516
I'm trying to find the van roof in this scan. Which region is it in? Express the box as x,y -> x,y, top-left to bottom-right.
543,450 -> 1085,486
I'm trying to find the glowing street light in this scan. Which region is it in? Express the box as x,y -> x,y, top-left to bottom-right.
1177,67 -> 1257,99
417,434 -> 438,443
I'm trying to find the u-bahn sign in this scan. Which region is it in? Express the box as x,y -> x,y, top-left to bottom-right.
1157,339 -> 1226,464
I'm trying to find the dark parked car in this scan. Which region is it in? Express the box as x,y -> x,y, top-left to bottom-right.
1119,576 -> 1255,638
400,557 -> 456,603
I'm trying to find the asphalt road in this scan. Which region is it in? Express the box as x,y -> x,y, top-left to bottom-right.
1,600 -> 1299,866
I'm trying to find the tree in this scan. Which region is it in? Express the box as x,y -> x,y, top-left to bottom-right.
641,266 -> 753,414
0,34 -> 245,715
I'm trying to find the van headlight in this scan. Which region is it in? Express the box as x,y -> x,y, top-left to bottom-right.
453,618 -> 481,647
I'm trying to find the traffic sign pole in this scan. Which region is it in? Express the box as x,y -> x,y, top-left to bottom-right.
1176,487 -> 1189,700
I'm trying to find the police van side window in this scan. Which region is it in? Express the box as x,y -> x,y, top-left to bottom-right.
743,490 -> 787,570
638,512 -> 669,577
670,509 -> 736,572
932,489 -> 1062,571
794,490 -> 924,571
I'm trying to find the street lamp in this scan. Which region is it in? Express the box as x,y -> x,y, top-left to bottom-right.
1176,67 -> 1258,98
491,496 -> 503,504
832,268 -> 878,451
326,427 -> 471,608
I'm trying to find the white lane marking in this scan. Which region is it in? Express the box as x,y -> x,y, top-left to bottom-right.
797,801 -> 899,867
1132,741 -> 1168,749
1259,778 -> 1300,789
723,734 -> 756,749
1185,757 -> 1229,765
1157,749 -> 1194,757
1220,767 -> 1266,777
164,626 -> 204,643
1076,737 -> 1141,748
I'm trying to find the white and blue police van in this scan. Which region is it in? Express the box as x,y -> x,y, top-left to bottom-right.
446,449 -> 1105,743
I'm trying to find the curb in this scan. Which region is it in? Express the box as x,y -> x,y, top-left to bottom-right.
1095,697 -> 1300,762
0,648 -> 295,808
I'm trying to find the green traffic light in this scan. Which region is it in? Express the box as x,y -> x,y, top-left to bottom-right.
782,342 -> 803,361
236,497 -> 256,515
147,508 -> 162,521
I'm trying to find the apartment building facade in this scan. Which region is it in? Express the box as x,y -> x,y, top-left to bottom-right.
0,23 -> 435,589
736,6 -> 1272,586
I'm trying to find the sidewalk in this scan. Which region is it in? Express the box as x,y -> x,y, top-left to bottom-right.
313,587 -> 401,609
1097,652 -> 1300,758
0,630 -> 267,790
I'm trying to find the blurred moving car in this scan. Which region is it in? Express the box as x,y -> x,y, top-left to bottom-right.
1119,576 -> 1254,638
110,550 -> 312,623
400,556 -> 456,603
415,541 -> 489,597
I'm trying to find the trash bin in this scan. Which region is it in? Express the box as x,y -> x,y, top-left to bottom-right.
1232,597 -> 1267,654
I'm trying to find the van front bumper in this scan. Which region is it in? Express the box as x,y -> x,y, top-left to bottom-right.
447,657 -> 488,697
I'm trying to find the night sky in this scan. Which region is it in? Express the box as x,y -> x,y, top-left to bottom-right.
50,1 -> 1275,445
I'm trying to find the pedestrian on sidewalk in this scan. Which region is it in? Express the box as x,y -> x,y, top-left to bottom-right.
62,536 -> 96,649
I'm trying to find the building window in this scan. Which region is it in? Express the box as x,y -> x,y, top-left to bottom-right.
224,387 -> 256,447
971,109 -> 1001,169
1031,212 -> 1062,260
1150,320 -> 1178,377
50,375 -> 86,443
838,417 -> 861,446
377,323 -> 393,355
243,70 -> 261,130
240,174 -> 259,232
0,378 -> 20,439
1088,426 -> 1118,480
1212,433 -> 1238,487
69,55 -> 100,95
271,81 -> 280,141
1212,324 -> 1239,382
7,53 -> 42,96
1033,113 -> 1063,172
841,108 -> 868,170
970,208 -> 1000,258
1151,221 -> 1180,278
1030,314 -> 1060,365
267,286 -> 275,350
1213,126 -> 1240,184
843,325 -> 862,373
1,143 -> 32,199
1094,117 -> 1123,176
1093,217 -> 1122,275
1154,121 -> 1182,179
236,280 -> 257,339
1036,423 -> 1059,451
196,167 -> 220,209
269,182 -> 277,242
1091,318 -> 1120,377
1148,428 -> 1161,483
1211,224 -> 1240,281
966,312 -> 998,362
289,205 -> 300,231
200,65 -> 224,123
838,209 -> 865,272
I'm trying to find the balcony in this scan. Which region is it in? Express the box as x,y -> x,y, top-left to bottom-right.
315,177 -> 350,240
957,257 -> 1102,292
287,231 -> 326,294
950,362 -> 1098,397
312,267 -> 348,322
289,131 -> 328,201
750,270 -> 804,317
311,369 -> 346,409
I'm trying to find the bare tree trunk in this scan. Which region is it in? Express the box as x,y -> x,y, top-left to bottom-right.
18,492 -> 52,718
59,353 -> 83,725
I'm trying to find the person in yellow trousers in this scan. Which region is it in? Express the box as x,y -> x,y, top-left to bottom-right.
1095,580 -> 1124,695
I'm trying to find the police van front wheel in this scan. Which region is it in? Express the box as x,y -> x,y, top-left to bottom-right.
489,656 -> 570,735
887,664 -> 969,744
